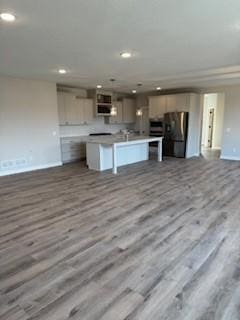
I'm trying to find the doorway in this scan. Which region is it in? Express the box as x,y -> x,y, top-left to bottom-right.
207,108 -> 214,148
201,93 -> 225,159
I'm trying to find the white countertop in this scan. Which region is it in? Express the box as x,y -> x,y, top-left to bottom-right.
87,135 -> 163,146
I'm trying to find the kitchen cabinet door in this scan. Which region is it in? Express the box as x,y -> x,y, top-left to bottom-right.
177,94 -> 190,111
123,99 -> 136,123
75,97 -> 85,124
149,96 -> 166,119
166,94 -> 188,113
64,93 -> 80,125
83,99 -> 94,123
57,92 -> 66,125
75,98 -> 94,124
109,101 -> 123,124
61,140 -> 86,163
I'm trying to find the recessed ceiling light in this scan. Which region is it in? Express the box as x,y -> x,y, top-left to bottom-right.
58,69 -> 67,74
132,90 -> 137,94
156,87 -> 162,90
120,52 -> 132,58
97,85 -> 102,89
0,12 -> 16,22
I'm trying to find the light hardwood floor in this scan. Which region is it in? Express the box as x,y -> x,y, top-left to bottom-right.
0,156 -> 240,320
201,147 -> 221,160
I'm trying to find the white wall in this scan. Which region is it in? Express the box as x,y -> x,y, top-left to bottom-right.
186,94 -> 202,158
0,76 -> 61,176
220,86 -> 240,160
213,93 -> 225,149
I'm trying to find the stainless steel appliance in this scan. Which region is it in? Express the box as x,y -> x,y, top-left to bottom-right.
96,94 -> 112,116
149,119 -> 164,147
97,105 -> 112,116
149,119 -> 164,137
164,112 -> 189,158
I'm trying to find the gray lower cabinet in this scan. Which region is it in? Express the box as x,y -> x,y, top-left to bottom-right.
61,138 -> 87,163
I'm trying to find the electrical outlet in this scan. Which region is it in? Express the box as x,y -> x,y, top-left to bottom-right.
233,148 -> 237,153
0,158 -> 28,170
1,160 -> 13,169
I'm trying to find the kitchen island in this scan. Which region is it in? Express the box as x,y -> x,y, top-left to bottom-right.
86,135 -> 163,174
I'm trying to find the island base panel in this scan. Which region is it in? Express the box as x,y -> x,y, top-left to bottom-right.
87,143 -> 149,171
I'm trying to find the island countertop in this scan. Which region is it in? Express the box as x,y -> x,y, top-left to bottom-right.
86,135 -> 163,146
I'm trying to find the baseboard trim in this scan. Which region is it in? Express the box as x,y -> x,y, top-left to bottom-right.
0,162 -> 63,177
220,156 -> 240,161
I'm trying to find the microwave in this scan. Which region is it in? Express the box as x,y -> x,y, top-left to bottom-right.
97,104 -> 112,116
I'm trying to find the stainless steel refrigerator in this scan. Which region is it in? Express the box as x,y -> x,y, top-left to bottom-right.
163,112 -> 189,158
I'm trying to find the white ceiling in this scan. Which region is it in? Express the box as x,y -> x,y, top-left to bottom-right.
1,0 -> 240,92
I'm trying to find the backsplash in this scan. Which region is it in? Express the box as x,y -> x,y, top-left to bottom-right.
59,116 -> 134,137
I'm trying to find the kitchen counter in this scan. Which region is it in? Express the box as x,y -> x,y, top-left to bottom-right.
86,136 -> 163,174
60,134 -> 154,145
86,135 -> 160,145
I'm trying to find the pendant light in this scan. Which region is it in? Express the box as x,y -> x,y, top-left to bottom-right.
110,78 -> 117,116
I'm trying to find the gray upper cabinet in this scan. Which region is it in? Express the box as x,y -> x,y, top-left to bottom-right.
166,94 -> 189,113
76,97 -> 94,124
57,92 -> 66,125
149,93 -> 192,119
105,99 -> 136,124
149,96 -> 166,119
82,98 -> 94,123
58,91 -> 136,125
122,98 -> 136,123
64,93 -> 80,125
108,101 -> 123,124
57,92 -> 94,125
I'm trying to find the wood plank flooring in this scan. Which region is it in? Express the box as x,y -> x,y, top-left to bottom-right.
0,156 -> 240,320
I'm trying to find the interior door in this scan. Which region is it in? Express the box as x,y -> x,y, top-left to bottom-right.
208,108 -> 214,148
